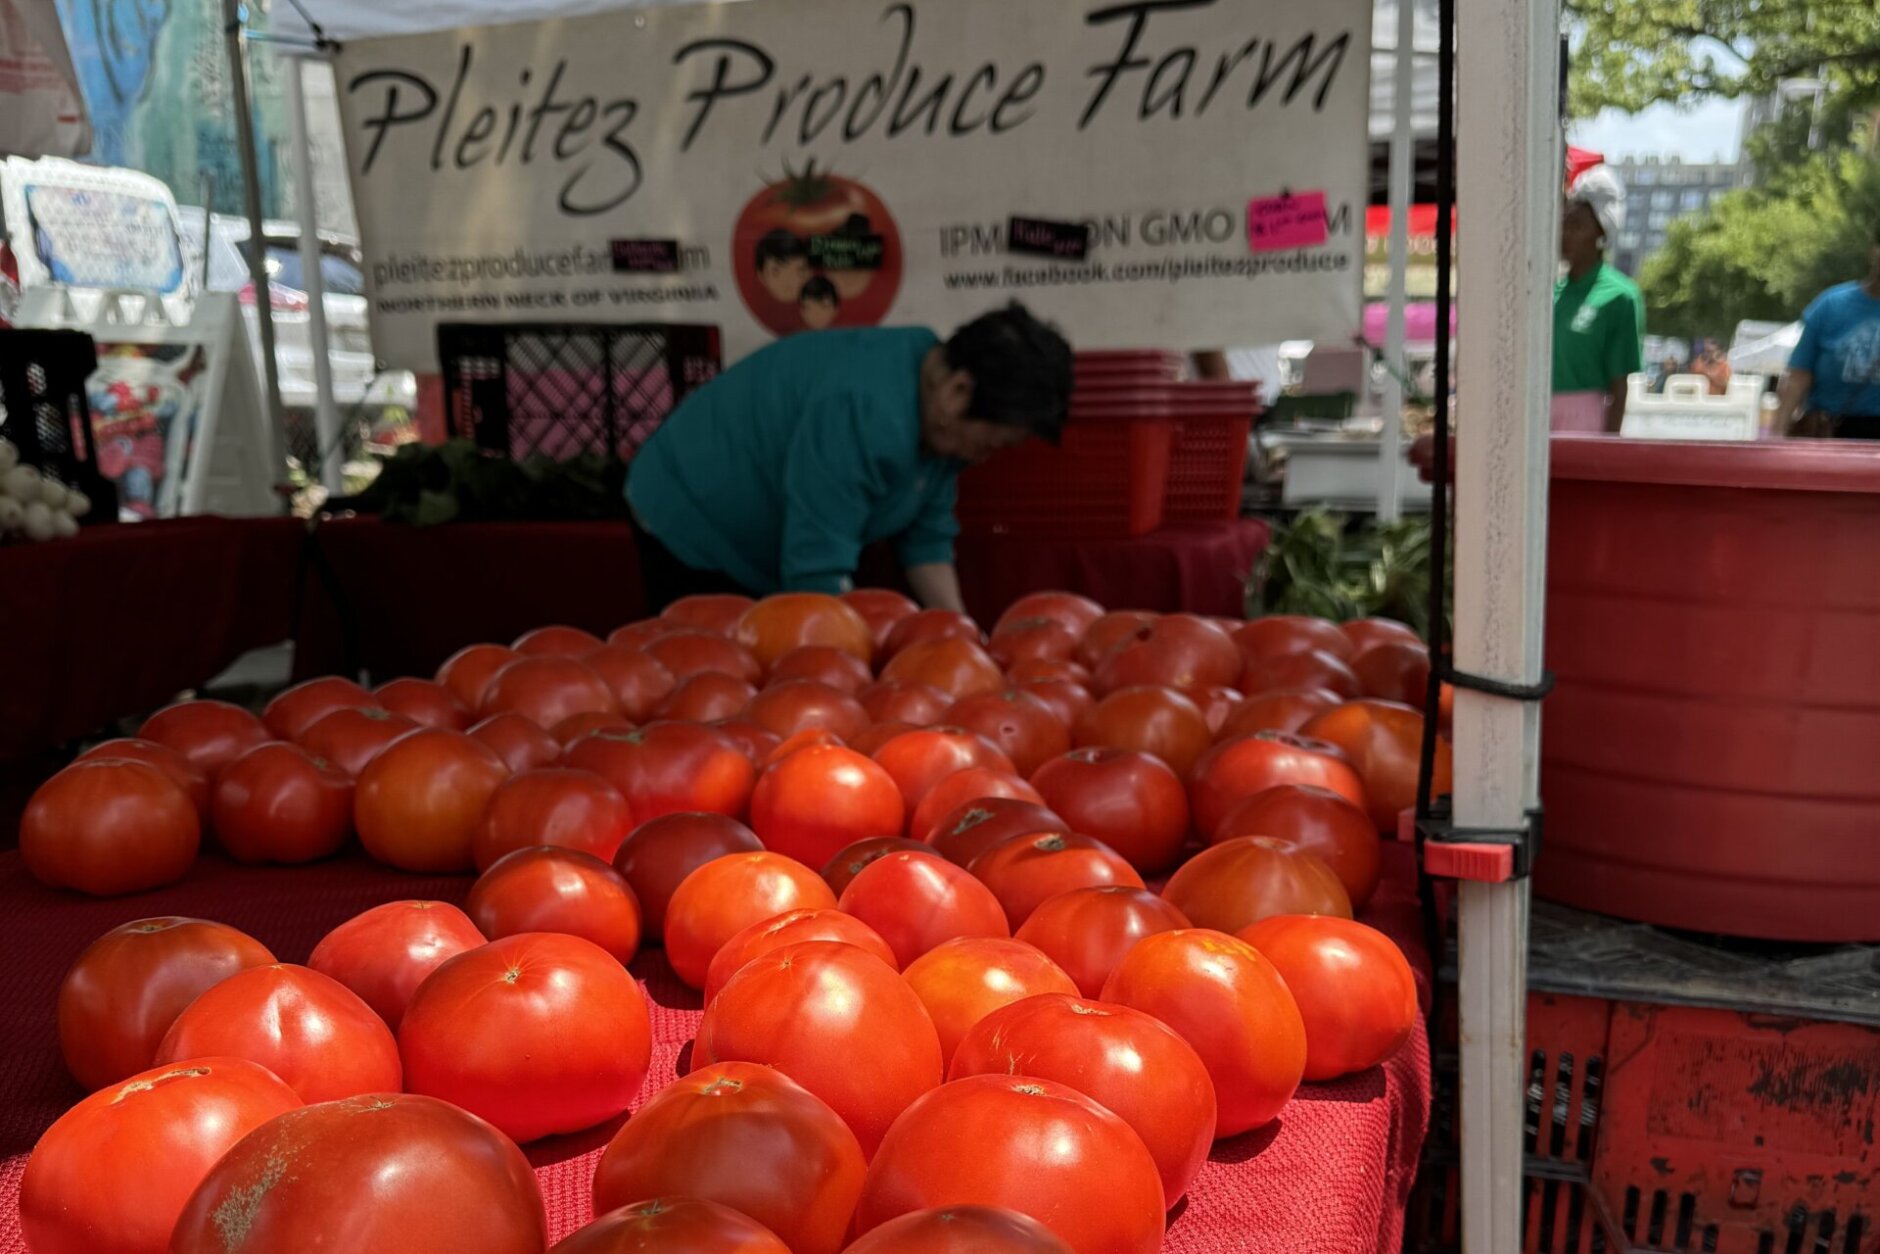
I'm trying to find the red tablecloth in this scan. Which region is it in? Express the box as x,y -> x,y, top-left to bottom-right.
294,517 -> 1270,680
0,844 -> 1426,1253
0,518 -> 303,763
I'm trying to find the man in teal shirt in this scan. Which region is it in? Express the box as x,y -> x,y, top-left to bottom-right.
627,303 -> 1071,613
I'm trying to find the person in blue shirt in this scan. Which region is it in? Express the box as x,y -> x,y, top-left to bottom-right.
627,303 -> 1072,614
1778,231 -> 1880,438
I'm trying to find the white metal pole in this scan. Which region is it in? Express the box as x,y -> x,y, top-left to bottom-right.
1377,0 -> 1416,521
286,54 -> 345,495
223,0 -> 288,489
1453,0 -> 1558,1246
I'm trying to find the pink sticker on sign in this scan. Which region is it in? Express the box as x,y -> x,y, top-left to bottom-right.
1247,191 -> 1329,253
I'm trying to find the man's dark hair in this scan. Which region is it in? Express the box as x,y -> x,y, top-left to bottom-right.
799,275 -> 839,306
943,302 -> 1073,443
754,229 -> 808,270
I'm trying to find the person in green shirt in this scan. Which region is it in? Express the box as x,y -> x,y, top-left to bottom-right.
626,303 -> 1072,614
1553,165 -> 1646,432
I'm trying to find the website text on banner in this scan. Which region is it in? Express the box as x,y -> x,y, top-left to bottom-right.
333,0 -> 1371,369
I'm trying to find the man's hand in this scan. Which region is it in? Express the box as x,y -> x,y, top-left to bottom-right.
906,562 -> 967,614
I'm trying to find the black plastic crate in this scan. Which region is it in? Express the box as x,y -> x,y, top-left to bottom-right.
437,323 -> 721,463
0,328 -> 118,521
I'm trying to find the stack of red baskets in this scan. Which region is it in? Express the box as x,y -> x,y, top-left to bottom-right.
955,350 -> 1260,537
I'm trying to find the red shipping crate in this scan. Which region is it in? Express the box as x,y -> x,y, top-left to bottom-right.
956,390 -> 1173,538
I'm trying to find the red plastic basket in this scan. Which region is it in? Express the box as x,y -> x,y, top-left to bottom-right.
1073,350 -> 1185,385
1161,381 -> 1259,522
956,391 -> 1173,537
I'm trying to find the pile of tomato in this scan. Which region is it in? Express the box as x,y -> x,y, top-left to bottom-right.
17,589 -> 1451,1254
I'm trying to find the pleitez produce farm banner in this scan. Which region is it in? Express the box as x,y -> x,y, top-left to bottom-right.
334,0 -> 1371,369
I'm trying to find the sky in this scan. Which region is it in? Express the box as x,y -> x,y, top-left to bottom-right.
1569,98 -> 1747,165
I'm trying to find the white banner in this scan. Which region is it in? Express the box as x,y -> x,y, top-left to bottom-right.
0,0 -> 91,160
335,0 -> 1370,370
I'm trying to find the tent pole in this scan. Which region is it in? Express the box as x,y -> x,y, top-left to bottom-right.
285,54 -> 344,496
223,0 -> 288,500
1378,0 -> 1416,521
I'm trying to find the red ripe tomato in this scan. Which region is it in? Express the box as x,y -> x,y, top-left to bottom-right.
1216,687 -> 1343,740
881,637 -> 1004,699
664,850 -> 837,988
925,797 -> 1068,866
995,592 -> 1106,640
75,738 -> 208,815
374,677 -> 471,730
481,655 -> 619,727
1014,886 -> 1191,999
821,835 -> 938,897
645,630 -> 766,685
663,593 -> 758,636
656,672 -> 760,721
762,727 -> 845,767
436,643 -> 519,711
554,1199 -> 788,1253
735,593 -> 875,669
712,718 -> 785,766
565,723 -> 757,821
1006,657 -> 1092,686
1075,610 -> 1157,670
467,847 -> 642,964
1162,836 -> 1353,933
1093,614 -> 1241,695
355,730 -> 508,872
843,587 -> 921,650
170,1093 -> 546,1254
1214,783 -> 1383,907
1342,616 -> 1422,654
750,743 -> 906,867
22,758 -> 199,896
744,679 -> 870,740
1188,684 -> 1242,735
943,690 -> 1070,777
988,617 -> 1079,669
1189,730 -> 1367,838
871,727 -> 1013,808
300,706 -> 421,776
705,907 -> 899,1001
768,644 -> 874,694
838,723 -> 903,757
853,1074 -> 1165,1253
1100,929 -> 1306,1137
401,932 -> 651,1142
1074,685 -> 1212,779
613,812 -> 763,941
137,699 -> 270,777
57,917 -> 275,1091
1230,616 -> 1355,667
472,767 -> 634,870
858,678 -> 951,725
307,900 -> 486,1030
695,940 -> 943,1157
553,711 -> 636,744
883,608 -> 984,659
593,1062 -> 866,1254
968,832 -> 1145,927
908,769 -> 1044,845
515,624 -> 605,655
1029,748 -> 1189,874
582,644 -> 679,720
1239,647 -> 1363,699
950,994 -> 1215,1205
609,619 -> 675,650
1238,915 -> 1419,1080
1015,678 -> 1095,731
1352,640 -> 1433,708
156,963 -> 401,1103
844,1206 -> 1073,1254
901,937 -> 1077,1066
264,676 -> 377,740
1303,698 -> 1452,833
210,742 -> 352,864
838,851 -> 1010,967
467,712 -> 562,774
21,1057 -> 302,1254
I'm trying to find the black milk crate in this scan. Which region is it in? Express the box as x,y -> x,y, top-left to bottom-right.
0,328 -> 118,522
437,323 -> 721,463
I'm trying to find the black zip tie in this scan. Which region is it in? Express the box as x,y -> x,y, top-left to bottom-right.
1437,663 -> 1556,703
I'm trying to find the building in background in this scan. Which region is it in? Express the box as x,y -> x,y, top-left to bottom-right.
1608,157 -> 1747,276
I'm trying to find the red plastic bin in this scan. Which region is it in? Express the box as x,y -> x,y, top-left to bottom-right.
956,391 -> 1173,538
1162,381 -> 1259,522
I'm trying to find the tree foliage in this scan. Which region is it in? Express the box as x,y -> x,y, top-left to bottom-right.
1567,0 -> 1880,116
1637,151 -> 1880,340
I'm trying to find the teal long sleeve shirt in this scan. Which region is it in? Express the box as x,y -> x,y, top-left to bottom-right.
625,327 -> 962,596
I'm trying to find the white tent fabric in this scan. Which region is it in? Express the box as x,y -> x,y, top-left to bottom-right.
0,0 -> 90,158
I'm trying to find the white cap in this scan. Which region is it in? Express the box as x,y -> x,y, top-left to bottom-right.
1567,164 -> 1626,245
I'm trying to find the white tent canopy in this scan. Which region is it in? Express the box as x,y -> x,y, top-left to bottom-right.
0,0 -> 90,159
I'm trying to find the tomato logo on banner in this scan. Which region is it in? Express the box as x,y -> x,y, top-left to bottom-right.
732,162 -> 904,336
